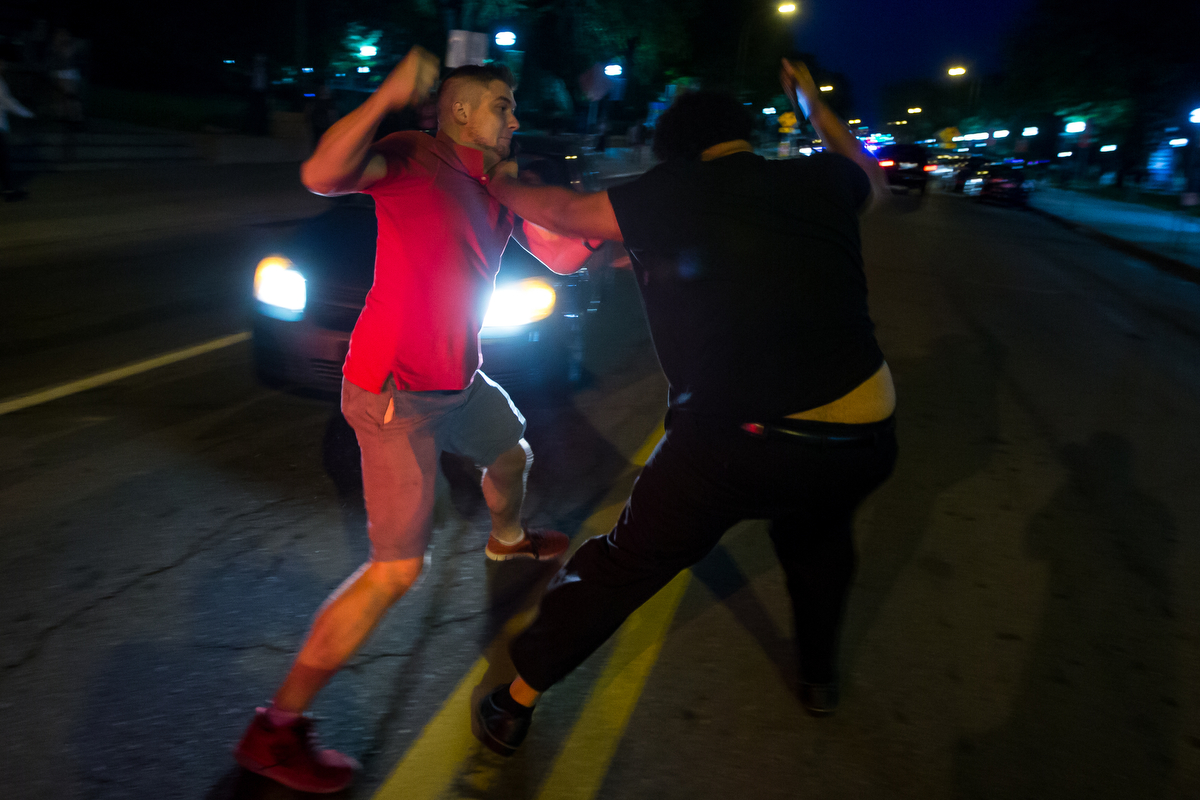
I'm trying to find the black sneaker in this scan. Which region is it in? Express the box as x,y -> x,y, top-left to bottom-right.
475,686 -> 533,757
800,682 -> 839,717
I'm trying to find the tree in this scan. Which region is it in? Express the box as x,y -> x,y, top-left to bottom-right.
997,0 -> 1200,183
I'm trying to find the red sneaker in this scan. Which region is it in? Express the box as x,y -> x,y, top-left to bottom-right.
234,707 -> 358,793
486,528 -> 569,561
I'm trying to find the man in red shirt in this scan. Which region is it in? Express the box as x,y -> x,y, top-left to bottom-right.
233,47 -> 597,793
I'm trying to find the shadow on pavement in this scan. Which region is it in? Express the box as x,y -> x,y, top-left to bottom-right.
953,432 -> 1180,798
841,333 -> 1004,671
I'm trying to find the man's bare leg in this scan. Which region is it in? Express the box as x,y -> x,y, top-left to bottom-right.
273,557 -> 424,712
482,439 -> 532,545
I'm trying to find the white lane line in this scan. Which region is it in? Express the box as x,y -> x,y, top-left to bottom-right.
0,331 -> 252,417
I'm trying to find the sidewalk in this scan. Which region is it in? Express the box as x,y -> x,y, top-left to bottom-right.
1028,186 -> 1200,274
0,162 -> 330,266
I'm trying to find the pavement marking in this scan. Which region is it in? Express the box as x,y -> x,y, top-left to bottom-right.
0,331 -> 251,417
371,420 -> 666,800
369,642 -> 500,800
535,570 -> 691,800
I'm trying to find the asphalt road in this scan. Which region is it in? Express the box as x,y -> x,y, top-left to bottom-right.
2,188 -> 1199,800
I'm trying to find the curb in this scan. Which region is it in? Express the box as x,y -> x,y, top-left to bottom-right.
1026,204 -> 1200,287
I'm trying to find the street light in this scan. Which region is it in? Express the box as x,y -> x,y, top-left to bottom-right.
948,66 -> 966,76
1065,121 -> 1086,133
358,45 -> 377,58
848,118 -> 862,125
1190,108 -> 1200,124
1022,127 -> 1039,136
737,2 -> 798,92
604,63 -> 623,77
907,107 -> 922,114
495,31 -> 516,47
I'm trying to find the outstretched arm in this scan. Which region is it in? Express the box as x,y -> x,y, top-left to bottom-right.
300,46 -> 439,196
487,161 -> 624,242
512,220 -> 604,275
780,59 -> 890,212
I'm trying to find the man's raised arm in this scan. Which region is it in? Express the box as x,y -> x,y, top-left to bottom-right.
300,47 -> 439,196
780,59 -> 890,212
486,160 -> 624,242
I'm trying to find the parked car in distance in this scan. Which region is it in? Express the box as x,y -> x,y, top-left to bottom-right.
948,155 -> 993,195
977,162 -> 1034,206
876,143 -> 933,194
251,133 -> 616,398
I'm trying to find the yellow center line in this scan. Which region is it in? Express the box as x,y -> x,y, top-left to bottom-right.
0,331 -> 252,416
534,570 -> 691,800
371,421 -> 665,800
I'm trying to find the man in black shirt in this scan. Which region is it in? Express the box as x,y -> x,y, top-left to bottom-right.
475,60 -> 897,755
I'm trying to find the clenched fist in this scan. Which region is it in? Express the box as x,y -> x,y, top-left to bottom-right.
375,46 -> 440,112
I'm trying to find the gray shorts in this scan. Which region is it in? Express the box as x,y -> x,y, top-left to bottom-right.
341,371 -> 526,561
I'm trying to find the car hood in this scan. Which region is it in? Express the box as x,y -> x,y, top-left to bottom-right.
286,202 -> 570,298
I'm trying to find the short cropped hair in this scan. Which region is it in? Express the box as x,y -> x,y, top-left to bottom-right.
436,63 -> 516,105
653,90 -> 754,161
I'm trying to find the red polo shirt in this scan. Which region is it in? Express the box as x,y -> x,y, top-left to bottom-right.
343,130 -> 516,393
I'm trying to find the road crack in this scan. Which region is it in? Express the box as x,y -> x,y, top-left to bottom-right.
0,499 -> 296,682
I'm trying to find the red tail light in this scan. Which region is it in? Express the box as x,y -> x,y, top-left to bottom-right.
923,164 -> 937,171
878,159 -> 895,167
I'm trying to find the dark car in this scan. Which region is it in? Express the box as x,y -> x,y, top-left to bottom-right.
949,155 -> 993,194
876,143 -> 933,194
977,162 -> 1034,206
251,134 -> 615,396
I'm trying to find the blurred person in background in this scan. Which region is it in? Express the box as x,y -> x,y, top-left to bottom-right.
474,59 -> 896,757
306,84 -> 339,146
46,28 -> 84,130
232,47 -> 601,793
17,18 -> 49,111
0,46 -> 35,201
247,53 -> 269,135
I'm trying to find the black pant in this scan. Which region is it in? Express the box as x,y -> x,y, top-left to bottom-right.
511,411 -> 897,691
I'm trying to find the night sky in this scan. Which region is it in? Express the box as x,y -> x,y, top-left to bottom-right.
792,0 -> 1036,124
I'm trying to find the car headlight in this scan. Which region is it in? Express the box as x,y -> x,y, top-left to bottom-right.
481,278 -> 556,331
254,256 -> 306,319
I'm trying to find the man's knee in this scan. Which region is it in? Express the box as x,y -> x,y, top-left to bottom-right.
363,556 -> 424,599
485,439 -> 532,478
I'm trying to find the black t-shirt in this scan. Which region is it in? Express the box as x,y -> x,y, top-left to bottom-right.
607,151 -> 883,421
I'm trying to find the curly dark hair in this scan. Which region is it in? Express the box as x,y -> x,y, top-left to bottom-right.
652,90 -> 754,161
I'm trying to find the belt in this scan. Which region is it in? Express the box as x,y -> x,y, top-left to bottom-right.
739,416 -> 894,446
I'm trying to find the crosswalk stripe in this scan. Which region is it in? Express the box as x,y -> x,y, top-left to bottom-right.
371,420 -> 665,800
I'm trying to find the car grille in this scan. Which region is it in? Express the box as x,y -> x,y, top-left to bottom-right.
310,358 -> 345,385
311,284 -> 367,332
310,304 -> 362,332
